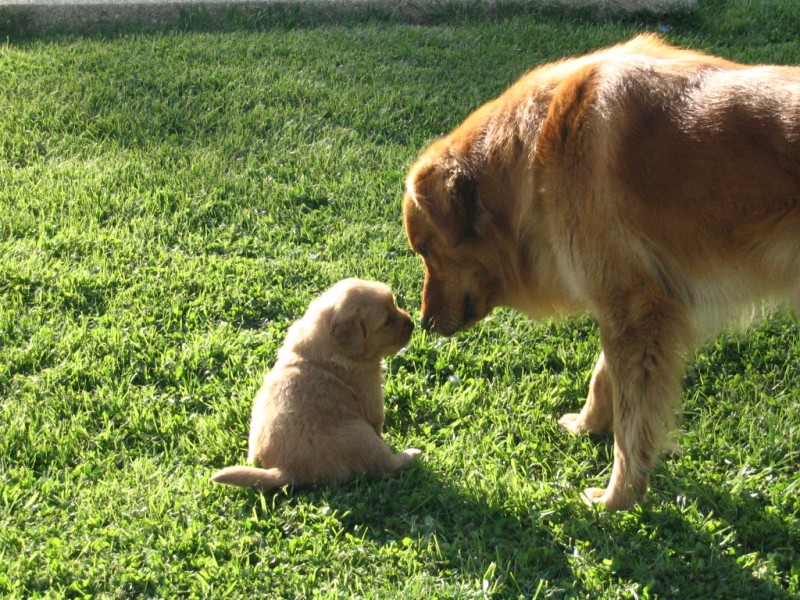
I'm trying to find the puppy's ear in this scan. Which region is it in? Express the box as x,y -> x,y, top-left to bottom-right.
329,309 -> 368,356
407,156 -> 482,247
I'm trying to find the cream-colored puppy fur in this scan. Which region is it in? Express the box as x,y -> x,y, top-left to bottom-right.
211,279 -> 420,490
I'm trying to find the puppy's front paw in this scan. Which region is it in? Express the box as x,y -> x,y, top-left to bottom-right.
388,448 -> 422,473
400,448 -> 422,463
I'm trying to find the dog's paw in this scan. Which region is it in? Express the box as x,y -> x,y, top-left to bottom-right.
580,487 -> 635,511
558,413 -> 612,437
580,487 -> 608,506
558,413 -> 591,435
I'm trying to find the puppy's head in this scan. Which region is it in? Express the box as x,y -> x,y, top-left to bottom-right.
321,279 -> 414,360
402,144 -> 504,336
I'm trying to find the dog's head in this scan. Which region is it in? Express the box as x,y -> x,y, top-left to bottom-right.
321,279 -> 414,360
402,140 -> 511,336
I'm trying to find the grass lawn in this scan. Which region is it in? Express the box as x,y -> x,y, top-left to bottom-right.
2,1 -> 800,597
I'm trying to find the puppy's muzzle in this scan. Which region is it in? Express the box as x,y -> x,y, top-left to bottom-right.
403,314 -> 415,335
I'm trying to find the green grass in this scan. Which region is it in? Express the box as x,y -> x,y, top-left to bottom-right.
2,1 -> 800,597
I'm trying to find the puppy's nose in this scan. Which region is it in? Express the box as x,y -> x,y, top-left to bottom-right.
397,309 -> 414,332
420,314 -> 433,332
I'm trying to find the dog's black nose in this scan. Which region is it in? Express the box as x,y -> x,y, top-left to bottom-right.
420,314 -> 433,331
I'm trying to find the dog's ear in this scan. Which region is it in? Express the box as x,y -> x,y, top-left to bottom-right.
407,157 -> 482,247
329,307 -> 368,356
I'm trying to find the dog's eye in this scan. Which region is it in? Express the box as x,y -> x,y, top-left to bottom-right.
417,245 -> 429,257
384,315 -> 394,327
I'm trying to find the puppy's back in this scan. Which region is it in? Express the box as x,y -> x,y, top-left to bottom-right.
247,359 -> 378,469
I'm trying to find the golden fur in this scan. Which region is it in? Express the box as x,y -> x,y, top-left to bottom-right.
402,35 -> 800,510
211,279 -> 420,491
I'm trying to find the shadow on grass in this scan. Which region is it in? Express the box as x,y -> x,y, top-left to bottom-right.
572,455 -> 799,598
561,425 -> 798,597
229,458 -> 797,597
246,464 -> 574,596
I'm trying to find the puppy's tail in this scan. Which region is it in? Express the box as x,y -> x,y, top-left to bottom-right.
210,466 -> 290,491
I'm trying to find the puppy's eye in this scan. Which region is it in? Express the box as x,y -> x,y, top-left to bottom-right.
417,245 -> 429,257
384,315 -> 394,327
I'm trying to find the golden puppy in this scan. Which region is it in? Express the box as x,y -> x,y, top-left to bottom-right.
211,279 -> 420,491
403,35 -> 800,510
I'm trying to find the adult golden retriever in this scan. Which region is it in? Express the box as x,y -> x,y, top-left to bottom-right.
402,35 -> 800,510
212,279 -> 420,491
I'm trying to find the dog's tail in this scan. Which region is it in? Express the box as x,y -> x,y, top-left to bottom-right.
210,466 -> 290,490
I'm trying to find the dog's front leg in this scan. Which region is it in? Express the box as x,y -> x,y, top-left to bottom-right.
582,294 -> 689,510
559,351 -> 614,436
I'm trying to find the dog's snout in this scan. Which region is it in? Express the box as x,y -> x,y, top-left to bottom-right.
420,314 -> 433,331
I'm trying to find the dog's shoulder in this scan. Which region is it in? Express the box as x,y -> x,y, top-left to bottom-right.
535,36 -> 739,157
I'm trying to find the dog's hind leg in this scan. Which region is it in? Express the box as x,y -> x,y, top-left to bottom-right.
559,351 -> 614,436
